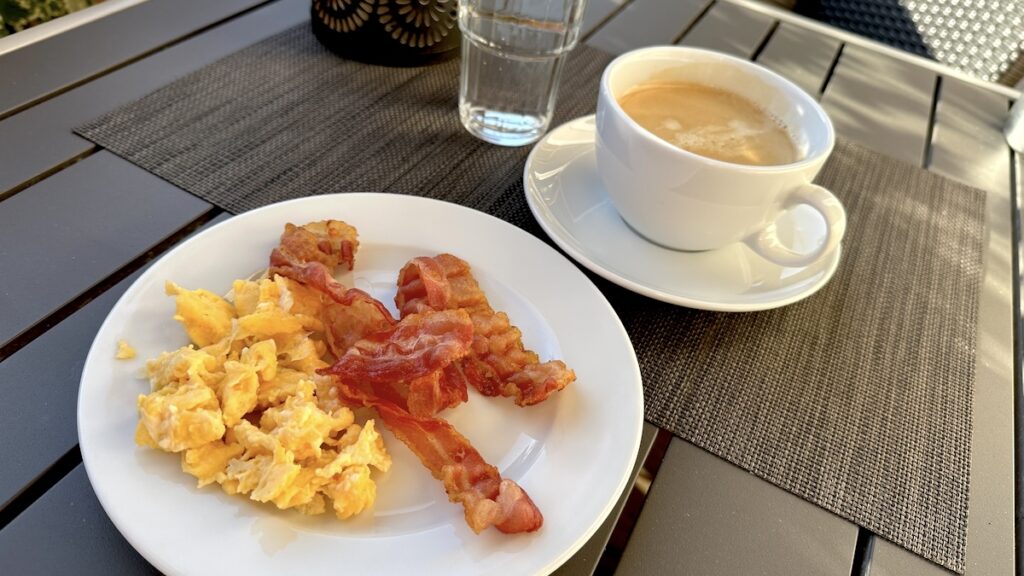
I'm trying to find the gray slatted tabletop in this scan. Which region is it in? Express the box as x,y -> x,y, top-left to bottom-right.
0,0 -> 1017,575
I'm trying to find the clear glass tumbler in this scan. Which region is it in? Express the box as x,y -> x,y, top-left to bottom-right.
458,0 -> 588,147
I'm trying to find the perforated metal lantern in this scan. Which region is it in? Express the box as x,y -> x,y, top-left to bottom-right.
312,0 -> 460,66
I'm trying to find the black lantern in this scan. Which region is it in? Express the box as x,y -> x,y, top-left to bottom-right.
312,0 -> 461,66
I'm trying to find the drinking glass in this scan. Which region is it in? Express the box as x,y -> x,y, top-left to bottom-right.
458,0 -> 588,147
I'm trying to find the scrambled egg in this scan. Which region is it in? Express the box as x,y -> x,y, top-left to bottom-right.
115,339 -> 136,359
135,276 -> 390,520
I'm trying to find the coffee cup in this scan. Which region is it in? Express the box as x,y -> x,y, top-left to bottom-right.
595,46 -> 845,267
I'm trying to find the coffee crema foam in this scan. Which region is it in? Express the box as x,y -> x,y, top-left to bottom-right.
618,81 -> 799,166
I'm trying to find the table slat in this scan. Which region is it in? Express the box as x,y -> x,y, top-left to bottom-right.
677,0 -> 776,58
755,22 -> 841,97
554,423 -> 657,576
0,0 -> 269,119
0,152 -> 212,350
869,539 -> 948,576
0,212 -> 231,514
866,79 -> 1015,575
581,0 -> 632,38
586,0 -> 710,55
0,0 -> 309,196
0,269 -> 140,510
929,78 -> 1012,194
820,45 -> 936,165
0,465 -> 160,576
615,439 -> 858,575
936,77 -> 1016,576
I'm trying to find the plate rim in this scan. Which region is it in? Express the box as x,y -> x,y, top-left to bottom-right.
523,115 -> 842,313
76,192 -> 644,576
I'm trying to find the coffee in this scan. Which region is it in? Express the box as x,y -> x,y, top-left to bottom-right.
618,81 -> 798,166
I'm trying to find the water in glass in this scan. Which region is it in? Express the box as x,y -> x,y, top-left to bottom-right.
458,0 -> 585,146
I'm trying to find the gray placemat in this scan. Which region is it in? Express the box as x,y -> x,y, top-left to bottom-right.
75,24 -> 985,573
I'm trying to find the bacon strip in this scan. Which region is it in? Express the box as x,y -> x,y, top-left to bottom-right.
333,379 -> 543,534
270,246 -> 396,357
358,367 -> 470,418
407,369 -> 468,418
272,225 -> 469,416
396,254 -> 576,406
272,220 -> 359,272
318,310 -> 472,417
322,310 -> 473,384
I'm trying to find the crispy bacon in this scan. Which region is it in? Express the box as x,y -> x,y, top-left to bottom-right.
340,370 -> 466,419
318,309 -> 472,417
270,247 -> 396,357
394,255 -> 450,314
396,254 -> 575,406
271,220 -> 359,272
263,222 -> 547,533
364,365 -> 470,418
406,370 -> 468,418
321,310 -> 473,384
396,253 -> 487,314
320,293 -> 397,358
333,379 -> 543,534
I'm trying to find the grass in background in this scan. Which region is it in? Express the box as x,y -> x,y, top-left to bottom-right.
0,0 -> 105,37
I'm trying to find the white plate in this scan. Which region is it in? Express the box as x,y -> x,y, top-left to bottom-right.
524,115 -> 842,312
78,193 -> 643,576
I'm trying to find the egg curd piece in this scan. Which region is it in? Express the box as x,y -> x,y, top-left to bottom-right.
270,466 -> 330,511
134,421 -> 159,449
227,422 -> 302,502
116,339 -> 137,359
227,445 -> 303,503
259,393 -> 355,461
165,281 -> 236,347
275,332 -> 330,374
182,440 -> 245,487
242,339 -> 278,381
234,278 -> 312,335
297,493 -> 329,515
323,465 -> 377,519
146,346 -> 221,391
316,419 -> 392,477
239,306 -> 305,338
274,275 -> 326,332
137,382 -> 226,452
231,279 -> 264,317
275,275 -> 325,318
314,375 -> 345,413
257,368 -> 316,409
219,360 -> 260,427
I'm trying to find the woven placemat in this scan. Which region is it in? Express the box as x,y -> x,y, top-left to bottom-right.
75,24 -> 985,573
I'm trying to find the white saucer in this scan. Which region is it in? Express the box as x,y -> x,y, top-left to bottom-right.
523,115 -> 842,312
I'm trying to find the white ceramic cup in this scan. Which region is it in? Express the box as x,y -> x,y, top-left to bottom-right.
595,46 -> 846,267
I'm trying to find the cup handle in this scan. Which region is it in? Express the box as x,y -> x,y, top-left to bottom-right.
744,184 -> 847,268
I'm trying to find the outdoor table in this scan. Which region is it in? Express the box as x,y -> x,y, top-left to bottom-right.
0,0 -> 1017,574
